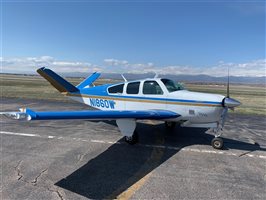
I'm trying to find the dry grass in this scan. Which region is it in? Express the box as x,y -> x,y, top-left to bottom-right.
186,83 -> 266,116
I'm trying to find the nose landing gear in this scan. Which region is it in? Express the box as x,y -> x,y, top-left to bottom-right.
211,137 -> 224,149
210,123 -> 224,149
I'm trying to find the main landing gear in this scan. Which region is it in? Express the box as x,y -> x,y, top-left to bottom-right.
125,131 -> 139,145
165,121 -> 176,129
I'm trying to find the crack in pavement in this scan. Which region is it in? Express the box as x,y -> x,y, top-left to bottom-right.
239,151 -> 254,157
14,160 -> 23,181
48,187 -> 64,200
76,149 -> 91,164
31,169 -> 48,185
55,190 -> 64,200
238,142 -> 259,157
13,162 -> 64,200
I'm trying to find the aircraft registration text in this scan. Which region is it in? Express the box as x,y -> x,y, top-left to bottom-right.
89,98 -> 115,109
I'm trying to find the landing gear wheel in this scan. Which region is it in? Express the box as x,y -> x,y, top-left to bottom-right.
211,137 -> 223,149
125,131 -> 139,145
165,121 -> 176,129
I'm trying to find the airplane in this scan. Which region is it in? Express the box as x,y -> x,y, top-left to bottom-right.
1,67 -> 241,149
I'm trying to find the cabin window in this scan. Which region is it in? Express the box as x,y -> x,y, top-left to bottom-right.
108,84 -> 124,94
126,82 -> 140,94
143,81 -> 163,95
161,79 -> 184,92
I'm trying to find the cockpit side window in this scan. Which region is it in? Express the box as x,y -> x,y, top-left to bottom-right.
143,81 -> 163,95
108,84 -> 124,94
161,79 -> 184,92
126,82 -> 140,94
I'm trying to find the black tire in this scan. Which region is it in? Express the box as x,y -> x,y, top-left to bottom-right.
165,121 -> 176,129
125,131 -> 138,145
211,137 -> 224,149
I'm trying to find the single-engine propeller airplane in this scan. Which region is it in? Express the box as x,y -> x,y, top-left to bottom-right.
1,67 -> 241,149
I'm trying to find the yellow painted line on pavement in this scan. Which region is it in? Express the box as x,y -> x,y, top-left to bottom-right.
117,172 -> 153,200
112,137 -> 165,200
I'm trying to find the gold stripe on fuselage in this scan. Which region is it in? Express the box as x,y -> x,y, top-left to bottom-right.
64,93 -> 222,107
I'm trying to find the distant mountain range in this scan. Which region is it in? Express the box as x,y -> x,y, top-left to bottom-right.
100,73 -> 265,85
64,72 -> 265,85
2,72 -> 265,85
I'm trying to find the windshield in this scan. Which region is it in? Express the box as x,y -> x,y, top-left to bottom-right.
161,79 -> 185,92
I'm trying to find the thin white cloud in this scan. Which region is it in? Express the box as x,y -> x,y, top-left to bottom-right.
104,58 -> 129,66
1,56 -> 265,77
104,58 -> 266,77
103,58 -> 155,73
1,56 -> 100,74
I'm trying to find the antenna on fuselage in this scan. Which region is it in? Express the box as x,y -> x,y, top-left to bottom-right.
154,73 -> 159,78
121,74 -> 127,82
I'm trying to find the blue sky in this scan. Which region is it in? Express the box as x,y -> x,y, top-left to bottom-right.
1,0 -> 265,76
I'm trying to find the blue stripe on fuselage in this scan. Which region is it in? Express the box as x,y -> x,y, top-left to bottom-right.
75,83 -> 222,106
107,94 -> 221,105
74,93 -> 221,106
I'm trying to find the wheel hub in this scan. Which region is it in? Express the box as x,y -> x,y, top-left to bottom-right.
214,141 -> 221,147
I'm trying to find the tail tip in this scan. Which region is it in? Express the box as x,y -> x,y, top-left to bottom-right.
37,67 -> 46,73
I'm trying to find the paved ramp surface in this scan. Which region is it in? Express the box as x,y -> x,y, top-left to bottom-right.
1,98 -> 266,200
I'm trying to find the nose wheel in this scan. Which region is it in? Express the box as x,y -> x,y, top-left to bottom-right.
211,137 -> 224,149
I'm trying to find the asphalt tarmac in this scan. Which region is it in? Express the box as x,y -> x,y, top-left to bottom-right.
1,98 -> 266,200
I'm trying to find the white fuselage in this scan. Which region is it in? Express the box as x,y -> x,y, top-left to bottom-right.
68,78 -> 225,126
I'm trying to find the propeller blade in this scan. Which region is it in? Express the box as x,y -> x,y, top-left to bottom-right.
227,67 -> 230,98
221,107 -> 228,129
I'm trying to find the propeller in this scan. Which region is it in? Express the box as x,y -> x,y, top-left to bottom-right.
222,68 -> 241,109
220,67 -> 241,130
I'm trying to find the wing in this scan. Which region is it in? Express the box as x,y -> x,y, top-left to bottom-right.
1,108 -> 180,121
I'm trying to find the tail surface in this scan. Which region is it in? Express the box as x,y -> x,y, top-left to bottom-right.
37,67 -> 79,93
76,72 -> 101,89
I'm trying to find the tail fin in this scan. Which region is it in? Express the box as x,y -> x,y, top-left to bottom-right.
37,67 -> 79,93
77,72 -> 101,89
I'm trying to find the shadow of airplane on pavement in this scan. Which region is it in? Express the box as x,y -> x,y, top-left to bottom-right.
55,121 -> 266,199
